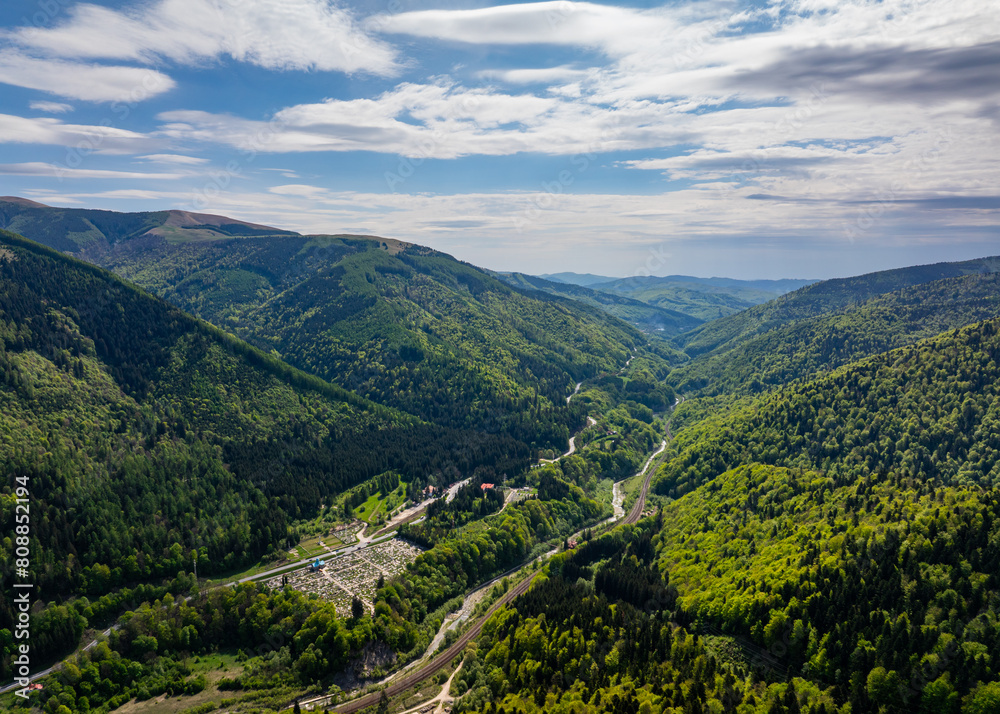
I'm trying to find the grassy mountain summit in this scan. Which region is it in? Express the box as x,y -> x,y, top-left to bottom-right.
0,197 -> 296,254
1,199 -> 644,452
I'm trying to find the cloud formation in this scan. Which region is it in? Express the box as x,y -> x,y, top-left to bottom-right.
0,162 -> 184,180
29,101 -> 74,114
378,2 -> 664,55
8,0 -> 397,75
0,50 -> 175,102
0,0 -> 997,277
0,113 -> 158,153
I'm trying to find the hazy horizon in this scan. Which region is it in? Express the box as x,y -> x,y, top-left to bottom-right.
0,0 -> 997,279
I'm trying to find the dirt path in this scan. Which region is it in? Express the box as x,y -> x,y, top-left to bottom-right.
396,662 -> 464,714
298,567 -> 543,713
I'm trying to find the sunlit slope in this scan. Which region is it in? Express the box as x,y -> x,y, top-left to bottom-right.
0,229 -> 523,601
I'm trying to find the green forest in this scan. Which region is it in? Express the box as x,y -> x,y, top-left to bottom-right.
676,255 -> 1000,358
1,208 -> 999,714
656,317 -> 1000,498
669,273 -> 1000,399
84,232 -> 641,451
0,231 -> 526,679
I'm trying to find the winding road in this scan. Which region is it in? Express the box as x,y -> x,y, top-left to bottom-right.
309,430 -> 670,713
302,566 -> 543,713
4,362 -> 672,708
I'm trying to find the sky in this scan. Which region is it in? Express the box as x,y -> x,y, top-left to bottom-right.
0,0 -> 997,279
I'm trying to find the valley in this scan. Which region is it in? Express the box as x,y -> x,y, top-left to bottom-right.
0,205 -> 998,714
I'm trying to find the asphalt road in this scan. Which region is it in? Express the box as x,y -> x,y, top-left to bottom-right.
4,370 -> 673,705
313,432 -> 670,713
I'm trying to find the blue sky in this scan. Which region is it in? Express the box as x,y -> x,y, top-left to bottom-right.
0,0 -> 997,278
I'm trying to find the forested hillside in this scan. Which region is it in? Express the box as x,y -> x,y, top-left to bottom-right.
0,197 -> 295,253
6,197 -> 1000,714
540,272 -> 815,321
454,464 -> 1000,713
677,256 -> 1000,357
0,230 -> 524,675
669,272 -> 1000,398
495,272 -> 703,337
106,236 -> 638,449
657,317 -> 1000,498
2,200 -> 645,452
656,462 -> 1000,712
451,521 -> 849,713
448,317 -> 1000,714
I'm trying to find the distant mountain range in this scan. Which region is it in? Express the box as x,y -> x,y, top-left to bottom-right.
540,270 -> 818,322
494,271 -> 701,338
5,197 -> 1000,713
544,270 -> 815,294
540,271 -> 623,287
0,198 -> 820,339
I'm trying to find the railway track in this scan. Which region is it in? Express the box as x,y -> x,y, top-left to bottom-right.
306,425 -> 673,713
323,570 -> 539,713
622,439 -> 666,525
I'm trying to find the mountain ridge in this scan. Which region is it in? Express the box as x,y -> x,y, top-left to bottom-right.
0,199 -> 646,452
677,254 -> 1000,357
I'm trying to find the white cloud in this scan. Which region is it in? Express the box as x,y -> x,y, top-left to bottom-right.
137,154 -> 210,165
0,113 -> 158,153
478,66 -> 592,85
379,2 -> 676,57
89,184 -> 994,279
260,168 -> 303,179
0,50 -> 175,102
29,101 -> 74,114
0,162 -> 185,180
150,0 -> 1000,168
2,0 -> 995,279
9,0 -> 397,75
53,189 -> 194,201
156,82 -> 688,158
268,184 -> 331,200
19,191 -> 85,205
